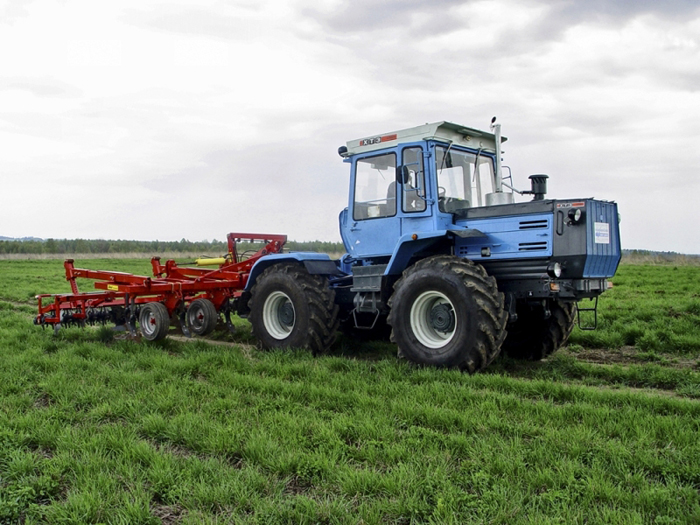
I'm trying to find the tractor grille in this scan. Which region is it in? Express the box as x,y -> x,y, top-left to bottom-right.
519,219 -> 548,230
519,241 -> 548,251
583,201 -> 620,278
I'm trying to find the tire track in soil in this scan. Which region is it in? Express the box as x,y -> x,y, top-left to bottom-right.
563,346 -> 699,370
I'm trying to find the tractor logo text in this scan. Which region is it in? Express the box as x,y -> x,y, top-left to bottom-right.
359,134 -> 397,146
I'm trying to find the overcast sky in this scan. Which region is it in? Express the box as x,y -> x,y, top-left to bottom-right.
1,0 -> 699,253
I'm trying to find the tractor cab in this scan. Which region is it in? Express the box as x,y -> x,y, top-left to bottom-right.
338,121 -> 512,260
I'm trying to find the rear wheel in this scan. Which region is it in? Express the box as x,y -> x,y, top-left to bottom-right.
502,299 -> 576,360
139,302 -> 170,341
387,256 -> 507,373
186,298 -> 218,336
249,263 -> 339,355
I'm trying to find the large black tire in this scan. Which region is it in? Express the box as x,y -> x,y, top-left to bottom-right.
502,300 -> 576,360
249,263 -> 339,355
139,302 -> 170,341
186,298 -> 218,336
387,256 -> 507,373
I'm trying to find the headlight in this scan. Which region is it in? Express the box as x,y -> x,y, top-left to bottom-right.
547,262 -> 562,278
568,208 -> 584,223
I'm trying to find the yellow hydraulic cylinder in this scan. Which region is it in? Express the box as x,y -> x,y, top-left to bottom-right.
195,257 -> 227,266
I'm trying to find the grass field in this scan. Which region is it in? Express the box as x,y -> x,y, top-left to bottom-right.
1,259 -> 699,524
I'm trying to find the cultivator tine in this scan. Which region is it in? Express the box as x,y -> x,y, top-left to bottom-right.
58,309 -> 82,329
223,305 -> 236,336
124,295 -> 138,336
178,307 -> 192,338
86,308 -> 111,326
127,315 -> 137,336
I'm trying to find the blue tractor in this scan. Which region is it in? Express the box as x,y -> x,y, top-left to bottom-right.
241,119 -> 621,372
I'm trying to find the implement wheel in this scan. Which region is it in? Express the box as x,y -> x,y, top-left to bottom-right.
139,302 -> 170,341
502,299 -> 576,360
249,263 -> 339,355
186,298 -> 218,336
387,256 -> 507,373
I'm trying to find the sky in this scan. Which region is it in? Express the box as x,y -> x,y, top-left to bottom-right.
1,0 -> 699,253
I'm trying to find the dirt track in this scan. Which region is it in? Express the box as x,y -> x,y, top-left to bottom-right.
564,345 -> 699,370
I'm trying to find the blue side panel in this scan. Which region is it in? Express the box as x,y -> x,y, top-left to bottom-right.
245,253 -> 333,291
583,201 -> 621,278
456,213 -> 553,261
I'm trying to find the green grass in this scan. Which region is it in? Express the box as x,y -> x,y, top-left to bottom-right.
0,260 -> 699,523
570,265 -> 700,355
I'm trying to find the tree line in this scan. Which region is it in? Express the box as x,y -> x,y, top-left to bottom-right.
0,238 -> 345,255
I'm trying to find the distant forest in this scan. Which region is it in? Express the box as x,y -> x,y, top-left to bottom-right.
0,238 -> 346,255
1,239 -> 697,263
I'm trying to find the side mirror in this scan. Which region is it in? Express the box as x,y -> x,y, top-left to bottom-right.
397,165 -> 410,184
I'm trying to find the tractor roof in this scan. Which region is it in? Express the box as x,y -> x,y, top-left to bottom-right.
344,121 -> 506,157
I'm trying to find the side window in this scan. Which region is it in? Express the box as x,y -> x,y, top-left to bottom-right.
401,147 -> 427,212
471,157 -> 495,207
353,152 -> 397,221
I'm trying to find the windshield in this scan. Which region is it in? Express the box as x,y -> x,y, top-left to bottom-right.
435,146 -> 496,213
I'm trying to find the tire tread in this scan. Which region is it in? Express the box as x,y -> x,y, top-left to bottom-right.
249,263 -> 338,355
387,255 -> 507,372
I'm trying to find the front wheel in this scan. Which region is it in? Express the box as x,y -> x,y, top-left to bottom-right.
387,256 -> 507,373
249,263 -> 339,355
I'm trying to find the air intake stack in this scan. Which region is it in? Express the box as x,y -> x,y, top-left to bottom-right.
528,174 -> 548,201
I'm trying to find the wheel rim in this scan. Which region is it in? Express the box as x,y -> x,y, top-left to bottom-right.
410,291 -> 457,349
141,308 -> 157,337
187,303 -> 206,332
262,291 -> 295,340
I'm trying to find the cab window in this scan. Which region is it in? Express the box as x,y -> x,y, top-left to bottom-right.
401,147 -> 427,213
353,152 -> 397,220
435,146 -> 495,213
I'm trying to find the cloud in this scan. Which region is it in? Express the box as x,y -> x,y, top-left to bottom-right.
547,0 -> 700,24
299,0 -> 468,34
122,2 -> 261,42
0,77 -> 82,98
1,0 -> 699,253
0,0 -> 37,25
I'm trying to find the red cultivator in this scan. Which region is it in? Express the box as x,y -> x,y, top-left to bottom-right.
35,233 -> 287,339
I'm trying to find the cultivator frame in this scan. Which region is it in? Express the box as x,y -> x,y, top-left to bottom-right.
35,233 -> 287,339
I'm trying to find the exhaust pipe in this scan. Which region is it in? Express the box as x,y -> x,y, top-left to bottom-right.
491,117 -> 503,193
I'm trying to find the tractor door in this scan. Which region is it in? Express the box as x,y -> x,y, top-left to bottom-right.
343,150 -> 401,258
398,145 -> 433,235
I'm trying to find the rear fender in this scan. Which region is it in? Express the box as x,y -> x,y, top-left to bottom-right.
385,231 -> 449,275
245,253 -> 341,292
